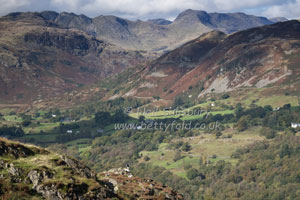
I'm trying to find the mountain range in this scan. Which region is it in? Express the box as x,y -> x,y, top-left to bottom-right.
1,9 -> 300,200
0,10 -> 293,107
36,9 -> 283,52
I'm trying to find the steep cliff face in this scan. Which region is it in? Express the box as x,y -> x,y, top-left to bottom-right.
0,138 -> 183,199
0,12 -> 150,104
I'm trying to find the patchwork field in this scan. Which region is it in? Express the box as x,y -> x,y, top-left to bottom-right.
129,87 -> 299,121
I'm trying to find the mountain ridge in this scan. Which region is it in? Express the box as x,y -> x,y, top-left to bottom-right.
4,9 -> 279,52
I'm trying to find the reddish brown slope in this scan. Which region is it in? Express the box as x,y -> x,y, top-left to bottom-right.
121,20 -> 300,101
121,31 -> 226,99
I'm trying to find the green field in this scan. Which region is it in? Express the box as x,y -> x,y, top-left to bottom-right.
24,122 -> 61,134
139,126 -> 264,178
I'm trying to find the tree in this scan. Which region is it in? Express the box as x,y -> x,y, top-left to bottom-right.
235,103 -> 244,119
173,141 -> 183,149
283,104 -> 291,110
184,164 -> 192,170
173,151 -> 183,162
112,109 -> 128,123
248,107 -> 266,118
186,168 -> 199,180
237,116 -> 250,132
215,130 -> 223,139
0,126 -> 24,137
264,105 -> 273,112
279,144 -> 291,158
182,142 -> 192,152
173,96 -> 184,108
138,115 -> 145,122
144,156 -> 150,161
22,120 -> 32,127
259,127 -> 277,139
95,111 -> 111,126
34,112 -> 41,118
19,113 -> 32,121
153,96 -> 160,100
222,94 -> 230,99
54,109 -> 61,115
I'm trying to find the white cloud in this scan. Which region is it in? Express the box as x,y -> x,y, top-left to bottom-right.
0,0 -> 30,15
0,0 -> 299,20
263,0 -> 300,19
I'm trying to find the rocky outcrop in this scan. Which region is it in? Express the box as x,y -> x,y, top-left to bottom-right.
0,139 -> 117,199
0,140 -> 48,158
27,169 -> 54,188
0,138 -> 183,199
24,31 -> 105,56
58,155 -> 96,179
100,169 -> 184,200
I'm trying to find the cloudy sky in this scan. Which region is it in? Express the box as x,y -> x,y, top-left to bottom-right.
0,0 -> 299,20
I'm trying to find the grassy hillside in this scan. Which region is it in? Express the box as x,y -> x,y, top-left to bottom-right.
0,138 -> 183,199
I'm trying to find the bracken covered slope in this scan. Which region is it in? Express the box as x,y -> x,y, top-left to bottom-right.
117,20 -> 300,101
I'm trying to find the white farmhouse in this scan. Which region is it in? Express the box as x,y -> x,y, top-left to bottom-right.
291,123 -> 300,128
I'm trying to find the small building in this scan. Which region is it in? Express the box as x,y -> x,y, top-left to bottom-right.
52,114 -> 57,118
291,123 -> 300,129
67,130 -> 73,134
211,103 -> 215,107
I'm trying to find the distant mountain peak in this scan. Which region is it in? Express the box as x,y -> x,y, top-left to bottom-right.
173,9 -> 273,33
147,18 -> 172,25
180,9 -> 207,15
269,17 -> 289,23
174,9 -> 208,22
